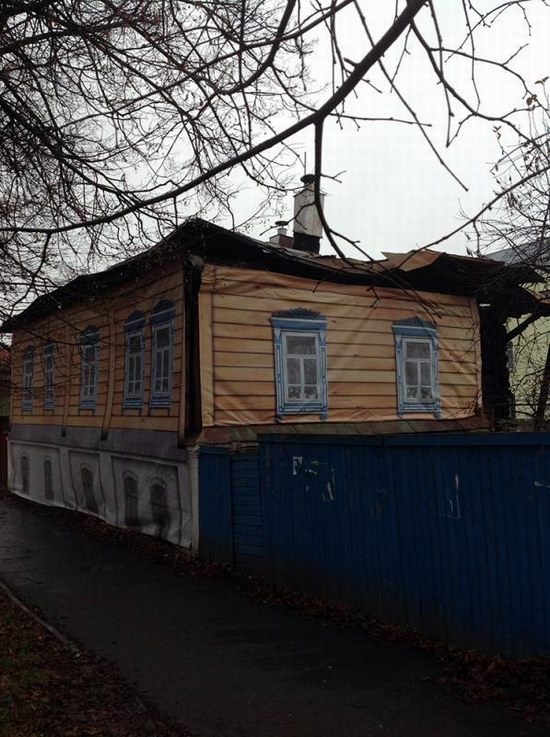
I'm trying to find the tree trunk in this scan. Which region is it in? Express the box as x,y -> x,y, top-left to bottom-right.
534,343 -> 550,430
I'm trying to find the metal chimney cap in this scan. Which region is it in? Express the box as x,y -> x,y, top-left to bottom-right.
300,174 -> 315,186
275,220 -> 288,227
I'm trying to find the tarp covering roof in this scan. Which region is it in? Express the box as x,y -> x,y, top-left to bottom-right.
2,218 -> 547,331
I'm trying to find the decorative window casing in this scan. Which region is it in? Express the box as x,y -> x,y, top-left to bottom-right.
123,474 -> 140,529
44,457 -> 54,500
150,301 -> 175,408
80,327 -> 99,409
150,481 -> 170,537
43,342 -> 54,410
22,347 -> 34,411
21,455 -> 29,494
80,465 -> 98,514
392,318 -> 441,417
124,312 -> 145,408
271,309 -> 328,420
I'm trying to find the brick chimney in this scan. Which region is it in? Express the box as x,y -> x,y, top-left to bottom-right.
269,220 -> 294,248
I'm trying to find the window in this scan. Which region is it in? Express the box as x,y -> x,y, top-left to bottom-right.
150,301 -> 175,408
22,347 -> 34,411
80,327 -> 99,409
81,465 -> 98,514
124,312 -> 145,408
393,318 -> 441,417
271,309 -> 328,419
124,474 -> 140,529
44,458 -> 54,500
150,482 -> 170,537
43,342 -> 54,410
21,455 -> 29,494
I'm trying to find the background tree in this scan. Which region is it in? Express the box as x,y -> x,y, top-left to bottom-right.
1,0 -> 548,320
472,86 -> 550,427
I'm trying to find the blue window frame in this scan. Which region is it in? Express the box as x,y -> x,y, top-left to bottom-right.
271,309 -> 328,420
150,301 -> 175,408
392,318 -> 441,417
124,311 -> 145,408
79,327 -> 99,409
22,346 -> 34,411
43,342 -> 54,410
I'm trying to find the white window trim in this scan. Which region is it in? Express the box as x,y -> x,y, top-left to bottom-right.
43,342 -> 54,410
271,312 -> 328,420
393,319 -> 441,417
79,329 -> 99,409
123,315 -> 145,408
22,347 -> 34,411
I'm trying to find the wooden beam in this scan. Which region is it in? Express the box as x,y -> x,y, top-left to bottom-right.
177,268 -> 187,447
199,269 -> 215,427
100,304 -> 116,441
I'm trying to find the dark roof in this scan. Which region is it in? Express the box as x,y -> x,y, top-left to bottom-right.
1,218 -> 547,331
489,240 -> 550,267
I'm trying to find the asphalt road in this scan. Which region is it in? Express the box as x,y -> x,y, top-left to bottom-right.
0,494 -> 545,737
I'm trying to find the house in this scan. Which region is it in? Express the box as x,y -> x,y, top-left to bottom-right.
2,181 -> 547,549
489,243 -> 550,424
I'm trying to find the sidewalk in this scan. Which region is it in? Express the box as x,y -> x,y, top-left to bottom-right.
0,495 -> 544,737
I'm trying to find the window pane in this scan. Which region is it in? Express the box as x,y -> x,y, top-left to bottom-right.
155,352 -> 163,379
44,459 -> 54,500
288,385 -> 300,399
304,358 -> 318,385
405,361 -> 418,386
81,468 -> 98,514
129,334 -> 141,353
304,385 -> 318,399
285,335 -> 316,355
286,357 -> 301,384
407,386 -> 419,399
406,341 -> 430,359
156,326 -> 170,349
420,386 -> 433,399
420,362 -> 432,386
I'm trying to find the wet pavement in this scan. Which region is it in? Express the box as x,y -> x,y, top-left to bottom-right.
0,494 -> 545,737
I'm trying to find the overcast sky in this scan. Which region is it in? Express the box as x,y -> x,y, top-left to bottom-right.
228,1 -> 550,261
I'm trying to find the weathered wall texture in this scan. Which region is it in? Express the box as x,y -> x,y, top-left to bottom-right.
10,264 -> 184,435
8,430 -> 191,546
199,264 -> 482,426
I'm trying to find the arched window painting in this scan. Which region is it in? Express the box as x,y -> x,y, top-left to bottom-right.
150,483 -> 170,537
81,466 -> 98,514
44,458 -> 54,500
21,455 -> 29,494
124,475 -> 140,529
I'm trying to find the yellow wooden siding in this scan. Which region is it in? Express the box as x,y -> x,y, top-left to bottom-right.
204,264 -> 482,427
10,265 -> 184,433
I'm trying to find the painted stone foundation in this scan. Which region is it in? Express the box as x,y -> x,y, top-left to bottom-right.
8,425 -> 192,547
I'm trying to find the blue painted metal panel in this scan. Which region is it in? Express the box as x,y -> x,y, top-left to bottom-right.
258,432 -> 550,657
231,452 -> 263,573
199,447 -> 233,566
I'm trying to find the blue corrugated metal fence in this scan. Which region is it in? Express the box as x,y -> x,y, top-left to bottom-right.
199,447 -> 262,572
199,434 -> 550,656
260,433 -> 550,657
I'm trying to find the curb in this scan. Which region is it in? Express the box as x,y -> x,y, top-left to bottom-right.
0,575 -> 81,654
